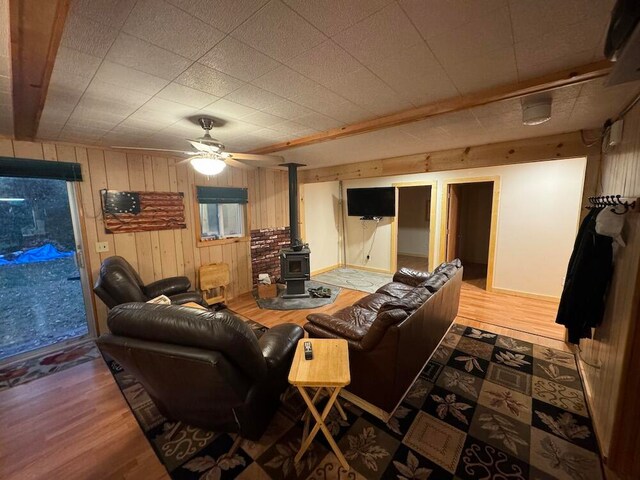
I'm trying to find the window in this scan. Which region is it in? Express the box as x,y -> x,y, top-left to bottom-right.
196,186 -> 248,244
199,203 -> 244,239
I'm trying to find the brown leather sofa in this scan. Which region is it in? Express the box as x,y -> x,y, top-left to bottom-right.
94,256 -> 206,308
97,303 -> 304,440
305,260 -> 463,417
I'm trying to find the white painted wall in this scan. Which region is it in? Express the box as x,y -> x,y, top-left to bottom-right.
397,186 -> 430,256
306,158 -> 587,298
302,181 -> 341,273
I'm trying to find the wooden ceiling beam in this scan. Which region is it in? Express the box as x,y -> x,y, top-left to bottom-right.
299,131 -> 593,184
251,60 -> 613,155
10,0 -> 71,140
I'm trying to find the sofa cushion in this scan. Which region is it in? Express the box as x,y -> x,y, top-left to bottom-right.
360,308 -> 408,350
392,267 -> 432,286
419,272 -> 449,293
330,306 -> 377,340
355,293 -> 396,312
376,281 -> 414,298
379,287 -> 432,313
434,258 -> 462,278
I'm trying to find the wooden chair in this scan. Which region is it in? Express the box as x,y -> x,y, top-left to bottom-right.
198,263 -> 230,306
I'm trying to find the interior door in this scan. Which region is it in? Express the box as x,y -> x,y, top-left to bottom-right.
446,184 -> 461,261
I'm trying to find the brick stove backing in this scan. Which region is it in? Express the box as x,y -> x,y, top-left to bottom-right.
250,227 -> 290,286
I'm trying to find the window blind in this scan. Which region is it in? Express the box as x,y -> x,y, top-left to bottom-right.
196,186 -> 248,204
0,157 -> 83,181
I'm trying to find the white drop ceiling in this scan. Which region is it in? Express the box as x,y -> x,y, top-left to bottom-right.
2,0 -> 640,169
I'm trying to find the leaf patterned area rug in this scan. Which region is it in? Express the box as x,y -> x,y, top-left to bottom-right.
103,321 -> 603,480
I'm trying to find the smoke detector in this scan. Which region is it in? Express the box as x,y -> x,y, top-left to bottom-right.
522,97 -> 552,125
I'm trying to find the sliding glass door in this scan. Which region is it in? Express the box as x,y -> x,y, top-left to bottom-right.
0,176 -> 94,362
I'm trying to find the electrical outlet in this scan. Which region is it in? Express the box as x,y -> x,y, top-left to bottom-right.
95,241 -> 109,253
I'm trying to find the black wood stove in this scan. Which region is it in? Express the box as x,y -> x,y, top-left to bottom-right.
279,163 -> 311,298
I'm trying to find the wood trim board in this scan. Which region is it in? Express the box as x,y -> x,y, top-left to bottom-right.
438,176 -> 500,291
252,62 -> 611,155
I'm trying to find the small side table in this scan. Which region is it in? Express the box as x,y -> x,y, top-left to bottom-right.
288,339 -> 351,470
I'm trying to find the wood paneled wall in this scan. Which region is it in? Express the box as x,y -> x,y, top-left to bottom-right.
576,101 -> 640,478
0,137 -> 289,333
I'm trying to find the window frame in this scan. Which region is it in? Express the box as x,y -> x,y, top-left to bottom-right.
194,186 -> 250,247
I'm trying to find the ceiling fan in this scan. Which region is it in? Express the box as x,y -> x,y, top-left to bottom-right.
112,117 -> 283,175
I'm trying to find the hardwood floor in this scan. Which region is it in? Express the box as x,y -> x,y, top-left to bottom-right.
0,273 -> 567,479
0,359 -> 168,480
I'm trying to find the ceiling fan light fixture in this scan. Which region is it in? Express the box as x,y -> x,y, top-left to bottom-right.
190,155 -> 226,176
522,97 -> 552,125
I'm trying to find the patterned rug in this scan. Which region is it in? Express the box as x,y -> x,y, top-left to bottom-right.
312,268 -> 393,293
0,341 -> 100,391
103,319 -> 603,480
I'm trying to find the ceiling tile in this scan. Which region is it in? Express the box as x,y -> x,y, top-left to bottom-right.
242,110 -> 287,127
70,0 -> 138,28
514,16 -> 608,78
399,0 -> 506,41
444,46 -> 518,94
509,0 -> 614,43
260,98 -> 314,119
123,0 -> 226,60
50,47 -> 102,91
333,3 -> 423,65
427,5 -> 513,66
61,12 -> 118,58
142,97 -> 197,118
313,100 -> 372,123
105,34 -> 192,80
252,65 -> 319,99
83,80 -> 154,109
224,84 -> 285,110
200,98 -> 261,120
283,0 -> 392,37
294,112 -> 340,130
288,84 -> 350,112
369,44 -> 458,105
165,0 -> 269,33
286,40 -> 361,84
231,0 -> 326,63
156,83 -> 219,109
320,68 -> 411,114
93,61 -> 171,95
200,37 -> 281,82
175,63 -> 245,97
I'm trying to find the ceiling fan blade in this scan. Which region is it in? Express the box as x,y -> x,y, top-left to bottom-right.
175,158 -> 192,166
111,146 -> 194,155
224,158 -> 256,170
228,152 -> 284,162
188,140 -> 218,153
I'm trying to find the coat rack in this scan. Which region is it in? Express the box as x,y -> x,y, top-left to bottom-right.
587,195 -> 638,215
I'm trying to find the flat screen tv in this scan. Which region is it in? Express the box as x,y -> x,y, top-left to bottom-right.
347,187 -> 395,218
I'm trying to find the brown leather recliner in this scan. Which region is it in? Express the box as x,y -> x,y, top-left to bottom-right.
93,255 -> 205,308
97,303 -> 304,440
305,260 -> 463,417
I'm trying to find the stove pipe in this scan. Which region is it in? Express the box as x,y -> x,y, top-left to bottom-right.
281,163 -> 305,246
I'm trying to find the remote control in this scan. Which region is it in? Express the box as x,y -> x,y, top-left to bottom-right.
304,341 -> 313,360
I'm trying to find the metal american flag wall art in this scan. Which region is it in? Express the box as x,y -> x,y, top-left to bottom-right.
100,189 -> 187,234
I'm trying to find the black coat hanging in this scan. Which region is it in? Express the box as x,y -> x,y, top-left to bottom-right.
555,208 -> 614,344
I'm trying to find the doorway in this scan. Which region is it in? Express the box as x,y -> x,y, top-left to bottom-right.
0,176 -> 94,362
392,182 -> 437,273
441,178 -> 498,290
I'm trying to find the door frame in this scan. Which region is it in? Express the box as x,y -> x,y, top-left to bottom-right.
390,181 -> 438,273
67,182 -> 97,338
438,176 -> 500,291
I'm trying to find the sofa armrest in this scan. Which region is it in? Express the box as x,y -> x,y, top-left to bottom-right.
306,313 -> 367,341
144,276 -> 191,298
392,268 -> 431,287
169,291 -> 207,307
258,324 -> 304,371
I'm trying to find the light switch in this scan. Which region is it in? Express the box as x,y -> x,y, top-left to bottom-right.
96,241 -> 109,253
